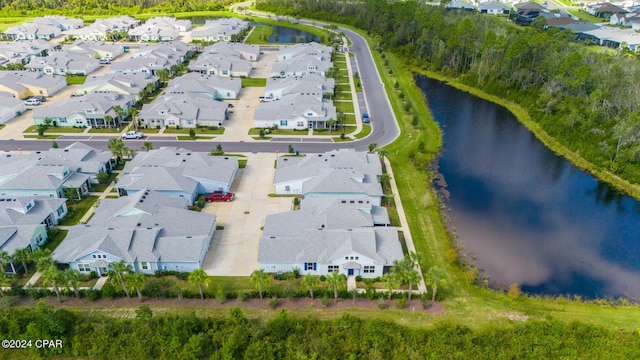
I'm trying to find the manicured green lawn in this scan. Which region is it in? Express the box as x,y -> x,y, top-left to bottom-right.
567,9 -> 607,22
66,75 -> 87,85
335,92 -> 353,100
43,229 -> 68,252
238,159 -> 248,168
88,127 -> 121,133
60,196 -> 99,226
164,127 -> 225,134
336,84 -> 351,92
353,124 -> 372,139
332,136 -> 352,142
245,25 -> 274,44
177,135 -> 216,140
91,172 -> 118,193
334,101 -> 354,113
24,125 -> 85,133
344,114 -> 356,125
241,77 -> 267,87
23,135 -> 60,139
248,128 -> 308,136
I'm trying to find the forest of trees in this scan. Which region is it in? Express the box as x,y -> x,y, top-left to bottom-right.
256,0 -> 640,187
1,302 -> 639,359
0,0 -> 231,16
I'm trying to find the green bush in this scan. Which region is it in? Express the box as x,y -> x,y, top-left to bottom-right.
377,297 -> 386,310
237,291 -> 247,302
269,296 -> 279,309
84,289 -> 101,301
215,286 -> 226,304
320,295 -> 329,307
395,296 -> 406,309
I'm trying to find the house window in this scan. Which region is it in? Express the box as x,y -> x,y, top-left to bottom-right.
328,265 -> 339,272
26,202 -> 32,210
60,118 -> 67,123
280,120 -> 288,126
355,257 -> 359,260
364,266 -> 375,273
140,262 -> 150,270
304,262 -> 316,271
56,205 -> 64,216
350,257 -> 354,260
345,257 -> 348,260
285,185 -> 290,192
75,119 -> 83,124
297,121 -> 304,127
92,255 -> 97,259
186,119 -> 193,125
78,263 -> 91,272
307,112 -> 313,116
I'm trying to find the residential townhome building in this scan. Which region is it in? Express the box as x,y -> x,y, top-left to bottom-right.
277,42 -> 333,61
0,92 -> 26,124
258,197 -> 403,278
34,16 -> 84,31
0,154 -> 91,200
191,19 -> 249,42
2,23 -> 61,41
116,147 -> 238,205
137,93 -> 229,129
25,50 -> 100,75
0,40 -> 55,66
111,42 -> 193,75
165,72 -> 241,99
51,190 -> 217,275
264,74 -> 334,100
33,92 -> 135,128
66,16 -> 138,41
128,17 -> 191,42
273,149 -> 383,205
272,55 -> 333,78
63,40 -> 125,60
189,53 -> 252,77
0,70 -> 67,97
201,41 -> 260,61
34,142 -> 114,184
478,1 -> 512,15
0,196 -> 68,272
254,93 -> 336,130
76,72 -> 159,101
586,2 -> 627,18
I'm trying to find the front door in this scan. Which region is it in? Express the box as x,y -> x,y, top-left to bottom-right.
348,269 -> 354,276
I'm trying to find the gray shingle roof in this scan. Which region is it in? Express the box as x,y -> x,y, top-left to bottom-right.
254,94 -> 336,123
0,196 -> 65,226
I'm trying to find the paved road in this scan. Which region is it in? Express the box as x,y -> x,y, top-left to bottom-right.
0,15 -> 399,154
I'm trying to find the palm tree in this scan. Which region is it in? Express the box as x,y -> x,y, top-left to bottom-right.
378,149 -> 389,162
250,269 -> 269,300
326,118 -> 337,133
0,250 -> 12,275
41,264 -> 64,303
188,268 -> 210,300
107,138 -> 125,164
142,141 -> 153,151
326,270 -> 346,301
403,268 -> 421,302
113,105 -> 126,125
426,266 -> 446,302
127,273 -> 146,301
12,248 -> 32,274
382,271 -> 401,301
109,260 -> 132,299
301,274 -> 319,299
63,268 -> 81,299
104,115 -> 113,129
32,248 -> 53,272
407,251 -> 423,269
0,275 -> 8,297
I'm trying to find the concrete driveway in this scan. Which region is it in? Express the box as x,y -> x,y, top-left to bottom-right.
201,152 -> 292,276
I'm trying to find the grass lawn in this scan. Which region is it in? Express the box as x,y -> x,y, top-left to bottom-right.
164,127 -> 225,135
66,75 -> 87,85
43,229 -> 68,252
23,125 -> 84,133
0,19 -> 30,32
336,84 -> 351,92
353,124 -> 372,139
241,77 -> 267,87
60,196 -> 99,226
335,92 -> 353,100
248,128 -> 308,136
332,136 -> 352,142
344,114 -> 356,125
238,159 -> 248,169
138,127 -> 161,133
0,124 -> 4,131
91,172 -> 118,193
567,9 -> 607,22
245,25 -> 274,44
334,101 -> 354,113
88,127 -> 122,133
24,134 -> 60,139
177,135 -> 216,140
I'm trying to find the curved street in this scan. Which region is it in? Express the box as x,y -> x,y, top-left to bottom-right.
0,20 -> 399,153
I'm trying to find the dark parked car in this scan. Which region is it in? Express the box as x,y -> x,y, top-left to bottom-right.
204,191 -> 234,202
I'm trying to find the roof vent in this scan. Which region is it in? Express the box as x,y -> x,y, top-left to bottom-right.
108,227 -> 114,230
186,236 -> 191,238
146,227 -> 152,229
270,236 -> 275,239
331,154 -> 335,157
186,153 -> 191,155
347,229 -> 352,231
142,195 -> 146,199
139,199 -> 143,203
136,223 -> 141,226
317,154 -> 322,157
6,155 -> 10,157
176,153 -> 180,155
64,149 -> 69,152
182,159 -> 186,162
36,151 -> 41,154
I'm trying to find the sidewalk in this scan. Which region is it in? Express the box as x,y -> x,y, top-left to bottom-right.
384,156 -> 427,293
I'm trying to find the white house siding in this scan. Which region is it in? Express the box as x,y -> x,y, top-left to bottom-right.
157,261 -> 200,273
260,253 -> 383,278
0,103 -> 26,124
0,188 -> 61,198
304,192 -> 382,207
193,177 -> 234,193
274,179 -> 308,194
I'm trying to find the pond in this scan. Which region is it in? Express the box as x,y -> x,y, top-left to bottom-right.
418,75 -> 640,299
252,22 -> 320,43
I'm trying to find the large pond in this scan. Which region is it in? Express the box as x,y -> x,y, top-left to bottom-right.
252,22 -> 320,43
418,76 -> 640,299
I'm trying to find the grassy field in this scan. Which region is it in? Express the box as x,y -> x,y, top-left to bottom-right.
334,101 -> 354,113
335,92 -> 353,100
245,25 -> 274,44
177,135 -> 216,140
88,127 -> 121,133
248,128 -> 308,136
241,77 -> 267,87
66,75 -> 87,85
164,127 -> 225,134
23,134 -> 60,139
60,196 -> 99,226
43,229 -> 68,252
24,125 -> 85,133
91,172 -> 118,193
568,9 -> 607,22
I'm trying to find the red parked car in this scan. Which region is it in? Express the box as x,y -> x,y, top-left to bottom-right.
204,191 -> 234,202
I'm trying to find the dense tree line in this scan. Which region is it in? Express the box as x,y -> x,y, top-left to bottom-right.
0,0 -> 230,16
257,0 -> 640,186
0,302 -> 639,359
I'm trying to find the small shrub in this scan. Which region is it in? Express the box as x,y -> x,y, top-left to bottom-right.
175,272 -> 190,281
355,276 -> 363,282
319,275 -> 326,282
377,297 -> 386,310
340,132 -> 346,140
84,289 -> 101,301
237,291 -> 247,302
421,293 -> 429,310
156,125 -> 161,130
396,296 -> 406,309
215,286 -> 226,304
399,92 -> 405,99
101,282 -> 118,299
320,295 -> 329,307
269,296 -> 279,309
508,283 -> 522,299
282,283 -> 296,299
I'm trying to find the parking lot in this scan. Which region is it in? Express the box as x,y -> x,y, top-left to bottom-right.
201,152 -> 293,276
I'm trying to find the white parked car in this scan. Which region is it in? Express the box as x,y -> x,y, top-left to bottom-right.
121,131 -> 144,139
24,98 -> 40,106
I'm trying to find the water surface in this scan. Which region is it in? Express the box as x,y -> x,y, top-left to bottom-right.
418,76 -> 640,299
